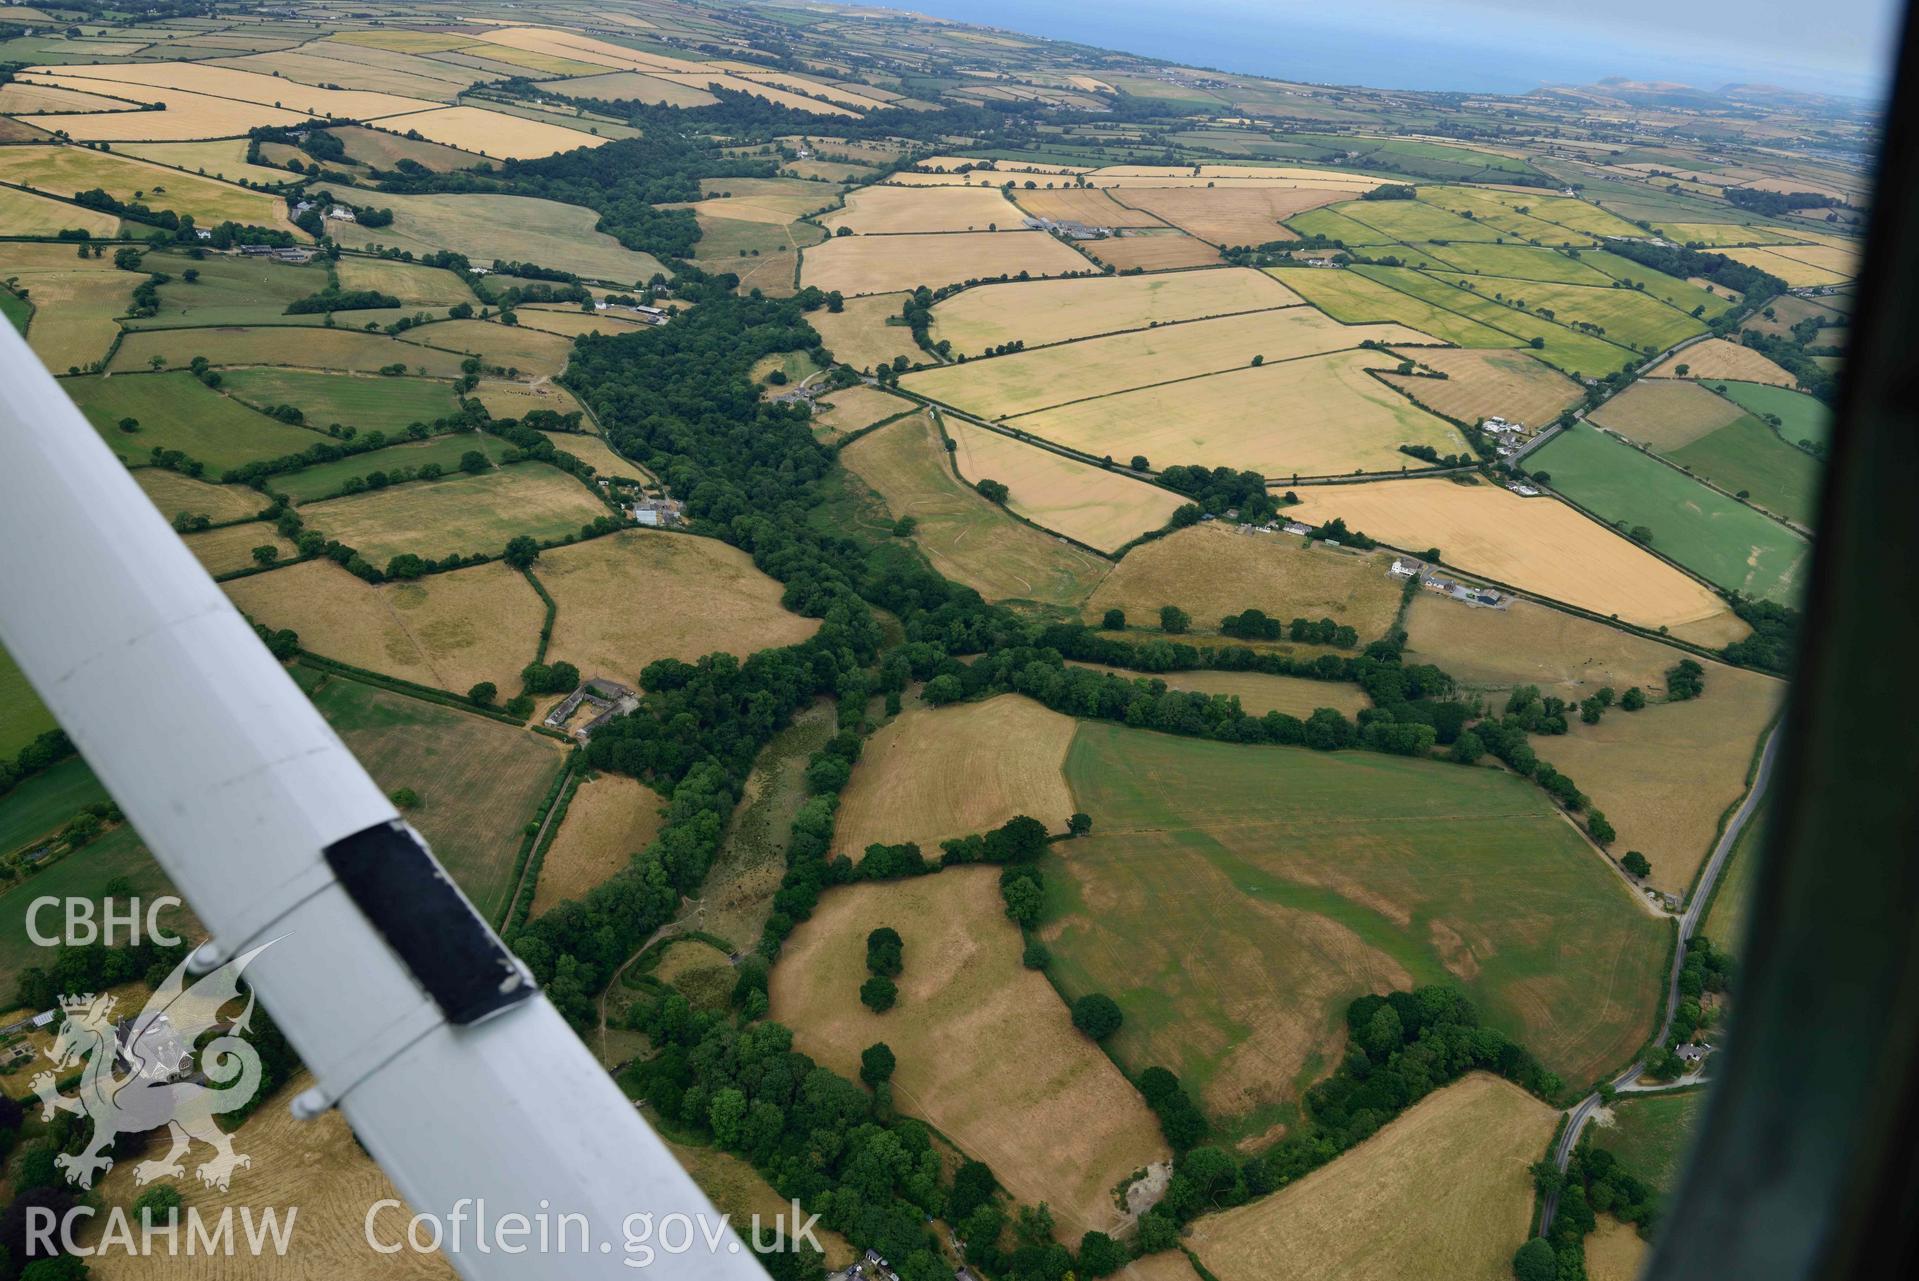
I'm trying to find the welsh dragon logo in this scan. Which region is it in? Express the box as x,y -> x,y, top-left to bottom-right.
31,942 -> 273,1191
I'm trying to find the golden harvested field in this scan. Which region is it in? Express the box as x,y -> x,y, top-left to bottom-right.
1087,523 -> 1404,638
903,307 -> 1436,420
182,525 -> 297,576
1283,479 -> 1746,643
400,319 -> 574,378
370,104 -> 606,160
647,70 -> 861,116
1018,347 -> 1466,478
111,326 -> 469,376
134,469 -> 265,524
801,229 -> 1092,295
325,123 -> 485,171
540,430 -> 650,483
949,420 -> 1183,550
301,464 -> 607,564
471,377 -> 584,419
1644,337 -> 1795,385
1185,1074 -> 1555,1281
84,1071 -> 454,1281
0,144 -> 288,229
18,270 -> 136,371
538,530 -> 819,688
0,184 -> 119,237
768,866 -> 1169,1237
1110,186 -> 1347,246
1116,1255 -> 1205,1281
1068,663 -> 1372,716
226,559 -> 545,695
1082,231 -> 1225,272
1589,377 -> 1748,450
1533,663 -> 1783,896
803,291 -> 920,372
0,79 -> 133,112
1379,347 -> 1583,429
1012,186 -> 1164,227
1721,245 -> 1850,286
113,138 -> 295,186
39,60 -> 436,119
532,773 -> 665,915
16,74 -> 311,139
931,267 -> 1303,354
808,384 -> 914,439
1404,595 -> 1704,700
819,184 -> 1024,233
835,694 -> 1077,856
330,188 -> 665,285
212,48 -> 470,102
839,412 -> 1112,608
509,307 -> 651,338
1766,241 -> 1861,275
549,69 -> 718,107
1586,1217 -> 1651,1281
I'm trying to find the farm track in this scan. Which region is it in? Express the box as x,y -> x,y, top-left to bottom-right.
1537,725 -> 1780,1233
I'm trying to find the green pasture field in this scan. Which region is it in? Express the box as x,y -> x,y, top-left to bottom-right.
1,287 -> 30,334
1665,414 -> 1823,525
1716,380 -> 1833,451
0,757 -> 106,857
334,255 -> 478,308
1575,249 -> 1737,320
1418,242 -> 1614,285
220,369 -> 461,434
119,250 -> 326,330
1704,802 -> 1765,956
1502,195 -> 1647,239
1290,134 -> 1539,180
0,647 -> 57,761
1591,1091 -> 1705,1196
1037,723 -> 1667,1137
1416,186 -> 1603,243
1425,273 -> 1706,354
1333,198 -> 1506,243
65,373 -> 324,472
1352,267 -> 1637,377
310,676 -> 565,921
1529,425 -> 1812,603
298,462 -> 609,564
1287,207 -> 1399,245
272,433 -> 513,503
1267,267 -> 1516,346
0,823 -> 192,997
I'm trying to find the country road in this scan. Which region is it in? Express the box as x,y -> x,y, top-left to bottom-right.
1537,724 -> 1782,1233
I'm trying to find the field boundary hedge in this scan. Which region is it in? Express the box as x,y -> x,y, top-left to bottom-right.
293,652 -> 528,725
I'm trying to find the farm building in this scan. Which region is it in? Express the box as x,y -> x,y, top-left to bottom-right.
630,498 -> 685,528
544,678 -> 640,742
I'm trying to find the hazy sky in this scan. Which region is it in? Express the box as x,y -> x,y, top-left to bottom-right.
852,0 -> 1904,98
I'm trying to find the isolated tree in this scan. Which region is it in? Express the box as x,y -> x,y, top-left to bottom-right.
389,787 -> 419,809
250,544 -> 279,567
859,975 -> 898,1013
1621,851 -> 1652,879
468,681 -> 498,706
1100,608 -> 1126,630
1158,604 -> 1190,634
116,416 -> 139,433
1129,455 -> 1149,471
1001,876 -> 1042,926
1620,686 -> 1646,711
866,926 -> 904,978
1068,812 -> 1092,837
975,477 -> 1009,505
859,1042 -> 896,1087
1072,993 -> 1123,1040
503,535 -> 540,568
459,449 -> 490,474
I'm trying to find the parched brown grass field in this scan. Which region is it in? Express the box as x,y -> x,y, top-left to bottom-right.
767,866 -> 1169,1238
1109,186 -> 1348,246
819,183 -> 1023,234
834,694 -> 1077,857
85,1072 -> 454,1281
0,142 -> 290,229
1643,337 -> 1795,385
540,430 -> 651,483
532,773 -> 666,915
1012,186 -> 1164,228
838,411 -> 1112,609
365,104 -> 604,160
134,469 -> 265,525
226,559 -> 546,695
1533,662 -> 1782,896
800,229 -> 1092,295
808,384 -> 913,440
182,525 -> 297,577
15,269 -> 136,372
300,464 -> 609,564
17,74 -> 310,140
1404,595 -> 1690,700
1081,231 -> 1224,272
903,307 -> 1435,421
510,308 -> 651,339
929,266 -> 1303,353
1585,1216 -> 1651,1281
947,419 -> 1184,551
398,319 -> 574,379
1380,347 -> 1584,429
1013,347 -> 1465,477
538,530 -> 820,689
1283,478 -> 1747,644
1184,1074 -> 1555,1281
1067,663 -> 1373,717
1589,377 -> 1748,451
1087,523 -> 1405,639
0,184 -> 121,237
807,291 -> 921,373
471,378 -> 587,422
